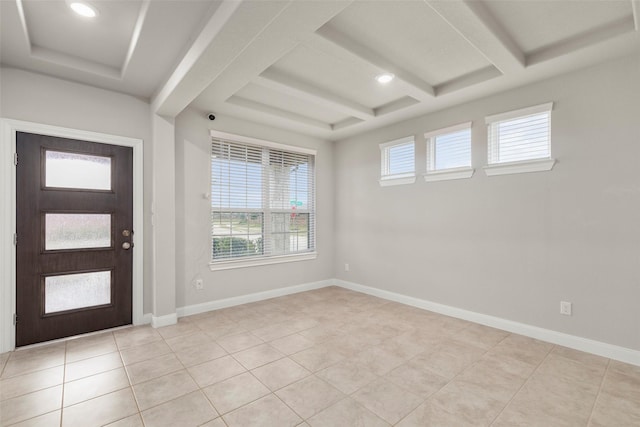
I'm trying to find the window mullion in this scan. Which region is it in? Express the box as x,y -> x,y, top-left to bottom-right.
261,147 -> 270,257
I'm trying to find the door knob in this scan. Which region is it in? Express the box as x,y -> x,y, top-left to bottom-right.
122,242 -> 132,250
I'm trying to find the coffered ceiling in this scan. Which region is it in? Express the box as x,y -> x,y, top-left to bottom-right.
2,0 -> 639,141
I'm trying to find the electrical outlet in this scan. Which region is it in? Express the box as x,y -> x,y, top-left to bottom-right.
194,279 -> 204,290
560,301 -> 572,316
344,263 -> 350,272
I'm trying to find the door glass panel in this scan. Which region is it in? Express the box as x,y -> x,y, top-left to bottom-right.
44,271 -> 111,314
45,150 -> 112,190
45,213 -> 111,250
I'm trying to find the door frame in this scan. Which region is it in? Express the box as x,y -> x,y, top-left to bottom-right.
1,119 -> 144,353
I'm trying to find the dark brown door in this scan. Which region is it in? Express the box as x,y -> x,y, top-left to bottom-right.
16,132 -> 133,347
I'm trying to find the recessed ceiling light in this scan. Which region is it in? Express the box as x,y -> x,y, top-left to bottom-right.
375,73 -> 395,84
69,2 -> 98,18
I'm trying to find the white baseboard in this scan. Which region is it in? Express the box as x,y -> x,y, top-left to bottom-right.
140,313 -> 152,325
334,279 -> 640,367
151,312 -> 178,328
176,279 -> 333,318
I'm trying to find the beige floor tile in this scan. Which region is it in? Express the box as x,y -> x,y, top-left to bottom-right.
454,323 -> 509,350
316,360 -> 378,395
114,326 -> 162,350
601,369 -> 640,401
352,377 -> 423,425
216,332 -> 263,353
290,343 -> 345,372
174,340 -> 227,367
589,390 -> 640,426
298,323 -> 346,344
141,391 -> 217,427
62,388 -> 138,427
307,397 -> 390,427
65,352 -> 123,382
104,413 -> 144,427
233,343 -> 284,370
270,333 -> 315,355
251,357 -> 312,391
187,355 -> 246,388
0,365 -> 63,401
223,394 -> 301,427
551,345 -> 609,370
157,320 -> 200,340
384,361 -> 448,399
202,372 -> 270,414
199,418 -> 227,427
119,340 -> 172,366
396,401 -> 476,427
430,380 -> 507,425
487,334 -> 552,366
608,359 -> 640,380
452,361 -> 526,403
350,346 -> 409,376
66,334 -> 118,363
63,367 -> 130,406
132,369 -> 199,410
471,353 -> 536,380
1,386 -> 63,425
2,348 -> 65,379
164,331 -> 213,352
276,376 -> 345,419
410,348 -> 478,380
252,322 -> 300,342
536,354 -> 606,387
7,409 -> 61,427
125,353 -> 183,385
202,323 -> 248,340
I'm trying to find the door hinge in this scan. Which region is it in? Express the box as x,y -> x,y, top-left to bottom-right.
13,313 -> 17,325
14,152 -> 18,166
13,233 -> 17,246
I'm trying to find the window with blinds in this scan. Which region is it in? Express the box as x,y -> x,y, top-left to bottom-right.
425,122 -> 472,173
486,103 -> 552,165
379,137 -> 415,186
210,135 -> 315,264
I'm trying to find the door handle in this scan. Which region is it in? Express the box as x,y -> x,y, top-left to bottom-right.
122,242 -> 133,250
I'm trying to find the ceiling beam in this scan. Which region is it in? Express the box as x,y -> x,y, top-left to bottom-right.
254,68 -> 374,120
313,26 -> 435,99
633,1 -> 639,31
434,66 -> 502,96
120,0 -> 151,78
151,0 -> 290,116
227,96 -> 332,131
424,0 -> 525,74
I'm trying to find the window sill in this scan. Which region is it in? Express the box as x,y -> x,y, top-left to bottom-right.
379,175 -> 416,187
484,158 -> 556,177
423,167 -> 474,182
209,252 -> 317,271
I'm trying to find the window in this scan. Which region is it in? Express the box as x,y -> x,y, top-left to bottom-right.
210,132 -> 316,269
424,122 -> 474,182
484,102 -> 555,176
379,137 -> 415,186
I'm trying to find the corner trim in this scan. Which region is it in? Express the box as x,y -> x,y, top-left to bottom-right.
151,313 -> 178,328
333,279 -> 640,367
176,279 -> 333,318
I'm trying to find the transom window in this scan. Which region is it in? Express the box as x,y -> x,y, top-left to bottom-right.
210,133 -> 315,267
486,102 -> 553,165
379,137 -> 415,186
425,122 -> 472,173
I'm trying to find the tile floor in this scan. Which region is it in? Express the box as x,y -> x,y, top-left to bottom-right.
1,286 -> 639,426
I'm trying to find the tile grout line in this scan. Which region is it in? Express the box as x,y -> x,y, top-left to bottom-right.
59,340 -> 68,427
585,358 -> 611,426
487,343 -> 555,426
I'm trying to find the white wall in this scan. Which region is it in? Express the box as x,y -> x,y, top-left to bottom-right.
0,68 -> 154,314
334,55 -> 640,351
174,108 -> 335,309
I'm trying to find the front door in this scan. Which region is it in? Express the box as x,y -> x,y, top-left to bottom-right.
16,132 -> 133,347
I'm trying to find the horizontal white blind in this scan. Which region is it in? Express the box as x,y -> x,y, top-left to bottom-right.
427,128 -> 471,171
381,139 -> 415,178
211,138 -> 315,261
488,109 -> 551,164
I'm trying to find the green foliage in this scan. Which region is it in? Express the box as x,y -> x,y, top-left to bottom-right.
213,237 -> 262,259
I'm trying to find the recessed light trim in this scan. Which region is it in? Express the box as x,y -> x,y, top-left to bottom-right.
70,2 -> 98,18
376,73 -> 395,84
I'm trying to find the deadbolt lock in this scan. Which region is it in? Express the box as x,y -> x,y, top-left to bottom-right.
122,229 -> 131,237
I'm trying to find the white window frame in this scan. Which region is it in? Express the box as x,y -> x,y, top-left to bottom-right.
209,130 -> 317,271
484,102 -> 556,176
379,136 -> 416,187
423,122 -> 474,182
